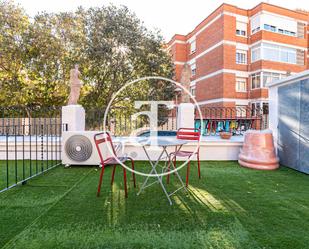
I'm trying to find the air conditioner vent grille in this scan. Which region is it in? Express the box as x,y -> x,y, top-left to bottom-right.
65,135 -> 93,162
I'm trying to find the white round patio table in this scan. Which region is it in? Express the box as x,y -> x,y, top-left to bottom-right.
137,137 -> 188,205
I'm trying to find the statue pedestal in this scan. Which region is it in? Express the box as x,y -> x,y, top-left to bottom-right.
177,103 -> 195,129
62,105 -> 85,131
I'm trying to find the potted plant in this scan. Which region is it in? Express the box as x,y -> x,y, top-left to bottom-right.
219,129 -> 232,139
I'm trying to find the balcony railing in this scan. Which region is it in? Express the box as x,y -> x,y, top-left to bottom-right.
195,106 -> 268,135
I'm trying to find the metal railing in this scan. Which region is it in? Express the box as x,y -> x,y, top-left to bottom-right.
85,105 -> 268,137
85,107 -> 177,136
195,106 -> 269,135
0,106 -> 64,193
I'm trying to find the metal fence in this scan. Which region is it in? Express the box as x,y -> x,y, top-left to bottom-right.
195,106 -> 269,135
0,106 -> 64,193
85,107 -> 177,136
0,104 -> 269,192
85,105 -> 268,137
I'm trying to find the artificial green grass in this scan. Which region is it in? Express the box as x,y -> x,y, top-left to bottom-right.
0,160 -> 61,190
0,161 -> 308,249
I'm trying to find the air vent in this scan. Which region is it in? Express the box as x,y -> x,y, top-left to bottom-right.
65,135 -> 93,162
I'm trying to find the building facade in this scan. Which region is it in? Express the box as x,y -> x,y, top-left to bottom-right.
167,3 -> 309,111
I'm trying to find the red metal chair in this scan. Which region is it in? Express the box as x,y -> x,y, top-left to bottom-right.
167,128 -> 201,187
94,132 -> 136,198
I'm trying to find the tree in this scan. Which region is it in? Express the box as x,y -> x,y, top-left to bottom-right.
0,1 -> 29,106
0,2 -> 175,111
79,5 -> 174,111
22,11 -> 84,107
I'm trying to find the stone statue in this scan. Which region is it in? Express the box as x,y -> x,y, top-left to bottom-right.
68,65 -> 83,105
180,63 -> 192,103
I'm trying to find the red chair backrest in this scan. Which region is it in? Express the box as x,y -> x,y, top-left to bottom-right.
94,132 -> 117,165
176,128 -> 200,141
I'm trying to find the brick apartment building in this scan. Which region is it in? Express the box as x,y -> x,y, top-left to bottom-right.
167,2 -> 309,112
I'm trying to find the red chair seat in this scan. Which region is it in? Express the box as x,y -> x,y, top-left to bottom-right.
104,156 -> 128,165
170,151 -> 195,157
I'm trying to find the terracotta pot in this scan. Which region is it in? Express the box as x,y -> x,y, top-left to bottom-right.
238,130 -> 279,170
219,132 -> 232,140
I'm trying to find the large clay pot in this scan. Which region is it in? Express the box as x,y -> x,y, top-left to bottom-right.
238,130 -> 279,170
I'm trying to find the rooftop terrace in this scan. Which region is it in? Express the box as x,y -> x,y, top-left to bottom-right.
1,161 -> 308,249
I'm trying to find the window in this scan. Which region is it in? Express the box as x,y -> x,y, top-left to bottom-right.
252,27 -> 260,34
256,102 -> 261,116
251,102 -> 268,116
264,24 -> 276,32
251,15 -> 260,34
251,73 -> 261,89
190,87 -> 196,96
278,29 -> 296,36
251,13 -> 297,37
236,21 -> 247,37
236,50 -> 247,64
263,72 -> 284,86
263,43 -> 296,64
251,71 -> 286,88
236,105 -> 247,117
263,43 -> 280,61
236,29 -> 246,36
191,63 -> 196,76
251,45 -> 260,62
190,40 -> 196,54
251,43 -> 299,64
263,102 -> 269,115
236,78 -> 247,92
251,102 -> 261,116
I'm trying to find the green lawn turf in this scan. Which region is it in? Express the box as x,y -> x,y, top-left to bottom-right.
0,161 -> 308,249
0,160 -> 61,191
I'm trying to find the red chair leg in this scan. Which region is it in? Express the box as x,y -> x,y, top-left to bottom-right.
97,165 -> 105,197
186,159 -> 190,187
167,156 -> 172,184
111,164 -> 116,185
197,152 -> 201,179
123,168 -> 128,198
130,159 -> 136,188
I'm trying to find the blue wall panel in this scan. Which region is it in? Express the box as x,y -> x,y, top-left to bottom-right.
299,79 -> 309,174
278,82 -> 300,171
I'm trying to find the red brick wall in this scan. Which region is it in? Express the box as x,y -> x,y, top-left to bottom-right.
167,2 -> 309,107
195,46 -> 224,77
195,74 -> 224,101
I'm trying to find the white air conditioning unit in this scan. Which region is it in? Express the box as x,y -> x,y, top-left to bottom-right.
62,131 -> 102,166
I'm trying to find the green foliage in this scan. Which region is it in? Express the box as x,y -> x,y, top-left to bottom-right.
0,1 -> 29,105
0,2 -> 174,109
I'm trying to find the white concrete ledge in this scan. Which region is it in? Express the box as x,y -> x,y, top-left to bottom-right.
0,135 -> 243,161
113,136 -> 243,161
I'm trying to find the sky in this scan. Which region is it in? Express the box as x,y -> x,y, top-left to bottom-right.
14,0 -> 309,41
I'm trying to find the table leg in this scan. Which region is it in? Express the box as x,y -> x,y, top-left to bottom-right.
137,146 -> 173,205
137,146 -> 165,194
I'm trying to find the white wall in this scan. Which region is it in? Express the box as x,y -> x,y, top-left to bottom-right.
0,137 -> 243,162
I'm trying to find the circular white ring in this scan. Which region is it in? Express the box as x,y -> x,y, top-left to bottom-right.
103,76 -> 204,177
